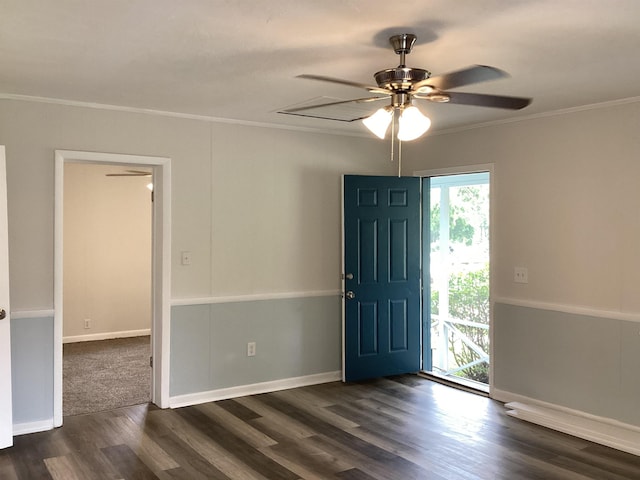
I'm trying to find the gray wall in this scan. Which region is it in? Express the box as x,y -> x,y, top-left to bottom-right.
0,98 -> 393,427
494,303 -> 640,426
403,99 -> 640,427
6,94 -> 640,430
10,316 -> 53,424
171,295 -> 341,396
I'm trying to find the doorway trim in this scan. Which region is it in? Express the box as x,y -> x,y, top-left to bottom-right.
414,163 -> 495,392
54,150 -> 172,426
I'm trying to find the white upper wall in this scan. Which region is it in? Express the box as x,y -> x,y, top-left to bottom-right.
403,100 -> 640,314
0,99 -> 394,310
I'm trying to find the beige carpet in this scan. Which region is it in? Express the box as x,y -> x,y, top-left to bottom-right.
63,336 -> 151,416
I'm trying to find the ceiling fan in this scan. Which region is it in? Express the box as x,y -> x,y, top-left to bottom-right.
281,33 -> 532,140
105,170 -> 152,177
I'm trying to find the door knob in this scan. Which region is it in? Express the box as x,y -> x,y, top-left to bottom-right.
0,309 -> 6,320
345,291 -> 355,300
345,273 -> 354,280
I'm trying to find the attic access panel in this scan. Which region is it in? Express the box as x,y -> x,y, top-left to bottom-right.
277,96 -> 384,122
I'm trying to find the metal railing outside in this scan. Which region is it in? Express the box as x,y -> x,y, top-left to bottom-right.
431,314 -> 489,380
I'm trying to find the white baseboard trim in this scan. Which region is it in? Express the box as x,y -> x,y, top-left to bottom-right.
493,388 -> 640,456
14,418 -> 55,436
169,370 -> 342,409
63,328 -> 151,344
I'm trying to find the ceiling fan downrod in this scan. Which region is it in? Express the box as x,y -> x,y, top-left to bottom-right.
389,33 -> 417,67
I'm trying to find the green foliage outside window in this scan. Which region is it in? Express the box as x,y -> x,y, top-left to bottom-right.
430,265 -> 490,383
448,265 -> 490,383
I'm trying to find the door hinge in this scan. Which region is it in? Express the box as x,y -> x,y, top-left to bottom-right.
149,356 -> 153,368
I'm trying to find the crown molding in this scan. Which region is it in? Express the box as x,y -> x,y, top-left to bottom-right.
0,93 -> 369,139
429,95 -> 640,137
2,92 -> 639,139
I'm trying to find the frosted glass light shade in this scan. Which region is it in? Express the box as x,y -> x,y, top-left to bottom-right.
362,108 -> 393,139
397,106 -> 431,141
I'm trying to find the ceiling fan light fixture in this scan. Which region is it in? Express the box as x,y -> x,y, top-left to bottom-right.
362,107 -> 393,139
397,106 -> 431,141
416,85 -> 434,94
428,92 -> 451,103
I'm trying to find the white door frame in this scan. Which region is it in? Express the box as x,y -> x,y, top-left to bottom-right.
0,146 -> 13,448
414,163 -> 495,392
54,150 -> 171,426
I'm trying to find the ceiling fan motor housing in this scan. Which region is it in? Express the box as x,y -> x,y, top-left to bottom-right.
374,67 -> 431,92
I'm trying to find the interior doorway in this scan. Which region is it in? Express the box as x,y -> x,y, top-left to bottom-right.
54,150 -> 172,427
423,171 -> 491,391
62,163 -> 152,415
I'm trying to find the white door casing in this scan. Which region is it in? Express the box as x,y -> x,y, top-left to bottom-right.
0,146 -> 13,449
54,150 -> 172,426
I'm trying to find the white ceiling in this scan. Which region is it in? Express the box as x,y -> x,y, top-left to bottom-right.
2,0 -> 639,136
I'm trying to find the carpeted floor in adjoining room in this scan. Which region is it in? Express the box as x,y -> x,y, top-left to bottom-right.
63,336 -> 151,416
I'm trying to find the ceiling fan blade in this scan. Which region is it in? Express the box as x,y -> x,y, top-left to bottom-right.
297,74 -> 391,95
280,96 -> 389,114
442,91 -> 532,110
414,65 -> 509,92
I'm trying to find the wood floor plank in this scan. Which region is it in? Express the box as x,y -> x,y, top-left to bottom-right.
335,468 -> 379,480
3,375 -> 640,479
234,396 -> 316,441
261,437 -> 353,478
101,444 -> 160,480
344,425 -> 479,479
107,416 -> 180,472
175,407 -> 300,480
145,409 -> 267,480
216,399 -> 262,422
578,444 -> 640,476
6,437 -> 55,480
0,453 -> 19,480
305,433 -> 446,480
60,450 -> 124,480
259,444 -> 339,480
142,427 -> 233,480
255,394 -> 438,480
271,389 -> 360,430
43,455 -> 84,480
196,402 -> 278,449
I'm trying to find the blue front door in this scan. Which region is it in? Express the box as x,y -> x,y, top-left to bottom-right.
343,175 -> 421,381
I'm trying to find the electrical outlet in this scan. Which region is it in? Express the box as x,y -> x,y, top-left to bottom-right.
84,318 -> 92,329
181,251 -> 192,266
247,342 -> 256,357
514,267 -> 528,284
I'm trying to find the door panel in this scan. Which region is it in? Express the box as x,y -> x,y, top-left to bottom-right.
0,146 -> 13,449
343,175 -> 420,382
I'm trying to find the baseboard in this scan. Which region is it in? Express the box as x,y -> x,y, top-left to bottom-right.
493,388 -> 640,456
14,418 -> 55,436
63,328 -> 151,343
169,370 -> 342,408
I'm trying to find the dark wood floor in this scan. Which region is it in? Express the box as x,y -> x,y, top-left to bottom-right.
1,376 -> 639,479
